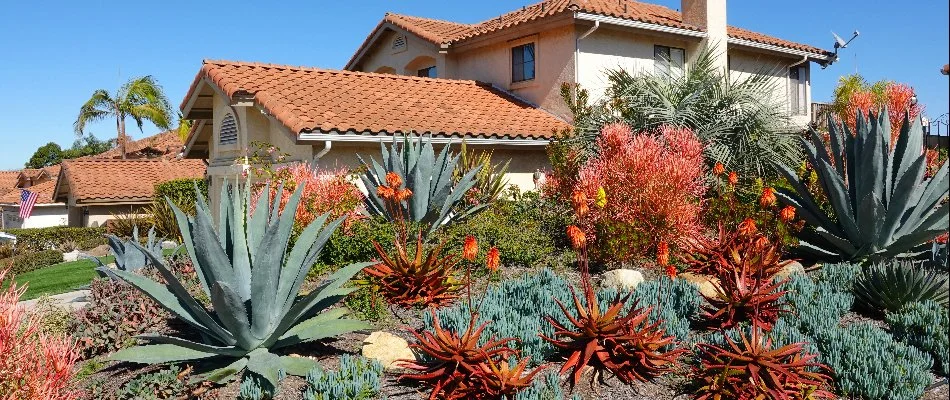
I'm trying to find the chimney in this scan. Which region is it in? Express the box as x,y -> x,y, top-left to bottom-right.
682,0 -> 728,70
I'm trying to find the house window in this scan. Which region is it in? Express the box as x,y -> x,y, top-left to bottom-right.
417,66 -> 437,78
654,45 -> 685,77
219,113 -> 238,145
789,66 -> 807,116
511,43 -> 536,83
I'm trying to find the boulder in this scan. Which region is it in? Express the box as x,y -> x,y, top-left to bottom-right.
85,244 -> 111,257
362,331 -> 415,371
678,272 -> 721,298
161,240 -> 178,250
600,269 -> 645,291
775,260 -> 805,281
63,250 -> 83,262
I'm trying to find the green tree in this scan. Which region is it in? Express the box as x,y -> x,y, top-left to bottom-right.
25,142 -> 63,168
74,76 -> 173,159
61,134 -> 114,159
175,112 -> 192,142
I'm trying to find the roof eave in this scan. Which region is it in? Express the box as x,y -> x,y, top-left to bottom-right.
574,12 -> 706,38
727,37 -> 833,62
298,130 -> 552,146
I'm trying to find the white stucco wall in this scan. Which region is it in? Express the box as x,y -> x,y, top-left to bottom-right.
357,29 -> 443,76
84,204 -> 148,228
0,204 -> 68,229
728,48 -> 811,128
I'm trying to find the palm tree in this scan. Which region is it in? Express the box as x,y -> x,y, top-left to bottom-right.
74,76 -> 173,159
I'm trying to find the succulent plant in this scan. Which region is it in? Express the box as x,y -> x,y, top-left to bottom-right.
90,225 -> 166,279
302,355 -> 383,400
695,328 -> 834,400
358,135 -> 483,238
852,260 -> 949,314
105,182 -> 372,389
775,111 -> 949,262
701,244 -> 790,331
887,300 -> 949,377
363,235 -> 463,308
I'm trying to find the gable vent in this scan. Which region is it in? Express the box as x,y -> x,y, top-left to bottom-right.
391,35 -> 407,53
219,113 -> 238,145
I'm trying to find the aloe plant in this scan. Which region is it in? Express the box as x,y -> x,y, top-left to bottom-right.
90,226 -> 166,279
853,260 -> 948,313
776,111 -> 949,262
358,135 -> 482,237
105,181 -> 372,388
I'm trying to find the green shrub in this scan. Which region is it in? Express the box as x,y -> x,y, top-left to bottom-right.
70,278 -> 168,358
344,285 -> 388,322
148,178 -> 208,240
2,226 -> 106,252
116,365 -> 190,400
515,371 -> 580,400
1,249 -> 64,274
31,296 -> 76,336
887,300 -> 949,377
319,218 -> 397,269
302,355 -> 383,400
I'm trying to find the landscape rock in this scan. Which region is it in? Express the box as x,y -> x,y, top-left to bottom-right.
678,272 -> 721,298
362,331 -> 415,371
86,244 -> 111,257
63,250 -> 83,262
600,269 -> 645,291
161,240 -> 178,250
775,260 -> 805,280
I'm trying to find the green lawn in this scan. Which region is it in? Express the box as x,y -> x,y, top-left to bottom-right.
4,256 -> 114,301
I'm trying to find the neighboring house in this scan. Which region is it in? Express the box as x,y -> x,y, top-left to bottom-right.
180,0 -> 831,206
92,131 -> 185,160
52,159 -> 206,227
0,165 -> 67,229
0,171 -> 19,197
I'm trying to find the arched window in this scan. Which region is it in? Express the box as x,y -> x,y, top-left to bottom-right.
404,55 -> 437,77
219,113 -> 238,145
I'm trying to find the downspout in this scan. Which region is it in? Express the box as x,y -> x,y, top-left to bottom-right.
313,140 -> 332,161
574,19 -> 600,92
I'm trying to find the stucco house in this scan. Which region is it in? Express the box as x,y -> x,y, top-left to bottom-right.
0,173 -> 67,229
180,0 -> 831,205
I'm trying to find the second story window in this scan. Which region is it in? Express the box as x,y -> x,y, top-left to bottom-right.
511,43 -> 536,83
789,66 -> 807,116
654,45 -> 685,77
417,66 -> 437,78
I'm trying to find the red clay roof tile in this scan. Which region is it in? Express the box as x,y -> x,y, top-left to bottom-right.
57,158 -> 205,203
0,179 -> 59,205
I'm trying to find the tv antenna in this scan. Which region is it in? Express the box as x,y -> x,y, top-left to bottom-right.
822,30 -> 859,69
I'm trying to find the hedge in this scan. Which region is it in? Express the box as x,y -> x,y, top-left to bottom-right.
1,226 -> 106,253
0,249 -> 64,274
154,178 -> 208,207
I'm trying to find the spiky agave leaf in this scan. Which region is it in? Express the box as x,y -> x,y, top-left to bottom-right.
358,134 -> 483,238
776,110 -> 949,263
91,225 -> 167,279
853,260 -> 949,314
105,180 -> 371,388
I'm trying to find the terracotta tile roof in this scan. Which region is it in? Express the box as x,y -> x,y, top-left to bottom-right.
57,158 -> 205,203
0,180 -> 59,205
378,0 -> 828,55
0,171 -> 19,197
93,131 -> 184,159
185,60 -> 567,139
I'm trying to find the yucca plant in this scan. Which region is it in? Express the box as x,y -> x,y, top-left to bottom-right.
776,111 -> 949,262
852,260 -> 949,314
90,225 -> 166,279
695,328 -> 834,400
358,135 -> 483,238
105,182 -> 372,389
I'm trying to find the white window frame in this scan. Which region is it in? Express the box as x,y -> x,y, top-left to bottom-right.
654,45 -> 685,77
788,65 -> 808,116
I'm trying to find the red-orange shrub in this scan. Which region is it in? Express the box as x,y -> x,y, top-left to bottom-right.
844,82 -> 923,144
571,123 -> 706,263
0,269 -> 80,400
252,162 -> 363,230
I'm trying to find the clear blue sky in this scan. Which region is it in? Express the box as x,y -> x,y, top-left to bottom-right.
1,0 -> 947,169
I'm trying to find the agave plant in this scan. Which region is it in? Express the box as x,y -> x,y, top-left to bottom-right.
775,111 -> 949,262
105,182 -> 372,388
358,135 -> 483,238
853,260 -> 949,314
90,226 -> 166,279
695,328 -> 834,400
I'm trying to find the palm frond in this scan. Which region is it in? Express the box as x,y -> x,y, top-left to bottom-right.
119,75 -> 174,131
74,89 -> 115,135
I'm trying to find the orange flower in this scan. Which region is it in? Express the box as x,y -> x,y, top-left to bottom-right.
376,185 -> 395,200
759,187 -> 777,208
566,225 -> 587,250
712,163 -> 725,175
463,235 -> 478,261
728,171 -> 739,186
396,188 -> 413,202
753,235 -> 770,249
738,218 -> 758,236
486,246 -> 500,272
385,171 -> 403,188
571,190 -> 589,218
779,206 -> 796,223
665,265 -> 678,278
656,241 -> 670,267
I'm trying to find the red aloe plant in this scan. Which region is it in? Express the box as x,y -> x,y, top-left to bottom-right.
363,235 -> 462,308
476,356 -> 546,398
695,328 -> 835,400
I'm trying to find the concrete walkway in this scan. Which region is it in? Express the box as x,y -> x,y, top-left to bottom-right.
18,289 -> 90,311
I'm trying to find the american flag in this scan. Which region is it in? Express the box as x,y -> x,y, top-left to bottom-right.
19,189 -> 39,220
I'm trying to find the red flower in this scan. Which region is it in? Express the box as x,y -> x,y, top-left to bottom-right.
759,187 -> 777,208
779,206 -> 796,223
657,241 -> 670,267
728,171 -> 739,187
712,163 -> 725,175
486,247 -> 500,272
396,188 -> 413,202
463,235 -> 478,262
572,190 -> 589,218
665,265 -> 678,278
566,225 -> 587,250
385,171 -> 403,188
377,185 -> 395,200
738,218 -> 758,237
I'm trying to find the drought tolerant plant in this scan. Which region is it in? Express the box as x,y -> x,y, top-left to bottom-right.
694,328 -> 834,400
515,371 -> 582,400
776,111 -> 949,262
106,182 -> 372,389
252,162 -> 363,235
71,278 -> 169,358
0,268 -> 81,400
886,300 -> 949,376
115,365 -> 191,400
454,140 -> 510,209
358,135 -> 483,238
302,355 -> 383,400
570,123 -> 706,264
90,225 -> 165,279
852,259 -> 949,314
832,74 -> 924,138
